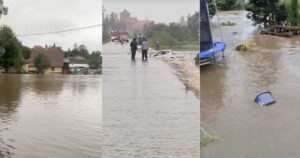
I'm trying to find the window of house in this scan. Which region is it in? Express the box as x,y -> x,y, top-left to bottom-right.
51,67 -> 55,71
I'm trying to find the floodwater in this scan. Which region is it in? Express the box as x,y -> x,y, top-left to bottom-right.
0,75 -> 101,158
102,42 -> 200,158
201,11 -> 300,157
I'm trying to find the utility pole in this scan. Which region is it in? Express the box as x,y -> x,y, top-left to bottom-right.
102,5 -> 106,31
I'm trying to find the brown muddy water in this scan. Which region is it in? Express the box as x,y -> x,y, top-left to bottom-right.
201,11 -> 300,157
0,75 -> 101,158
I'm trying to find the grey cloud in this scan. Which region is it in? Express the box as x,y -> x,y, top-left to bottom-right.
103,1 -> 198,23
1,0 -> 101,52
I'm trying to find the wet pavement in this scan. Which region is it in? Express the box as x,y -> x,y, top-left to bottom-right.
102,42 -> 200,158
201,11 -> 300,157
0,75 -> 102,158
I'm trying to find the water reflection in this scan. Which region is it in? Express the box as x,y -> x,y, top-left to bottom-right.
30,75 -> 63,95
201,10 -> 300,158
0,75 -> 22,116
200,65 -> 226,122
0,75 -> 101,158
0,75 -> 22,157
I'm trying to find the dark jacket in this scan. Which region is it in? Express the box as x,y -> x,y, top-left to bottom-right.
130,41 -> 137,51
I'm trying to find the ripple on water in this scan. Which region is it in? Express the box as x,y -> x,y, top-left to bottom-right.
0,75 -> 101,158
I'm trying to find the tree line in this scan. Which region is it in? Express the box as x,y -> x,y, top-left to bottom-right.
102,11 -> 127,42
0,25 -> 102,74
64,44 -> 102,70
208,0 -> 300,27
143,12 -> 199,49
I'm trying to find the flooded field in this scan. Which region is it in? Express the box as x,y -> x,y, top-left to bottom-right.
0,75 -> 101,158
201,11 -> 300,157
103,42 -> 200,158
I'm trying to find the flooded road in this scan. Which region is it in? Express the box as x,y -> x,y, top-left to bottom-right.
103,42 -> 200,157
201,11 -> 300,157
0,75 -> 101,158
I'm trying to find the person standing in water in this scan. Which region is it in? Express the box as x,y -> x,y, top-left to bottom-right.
141,38 -> 149,61
130,38 -> 137,60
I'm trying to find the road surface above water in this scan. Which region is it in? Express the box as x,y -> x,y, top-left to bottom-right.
102,42 -> 200,158
0,75 -> 101,158
201,11 -> 300,157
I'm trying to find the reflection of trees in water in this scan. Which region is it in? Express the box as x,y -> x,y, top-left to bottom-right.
0,75 -> 22,158
247,52 -> 279,89
71,81 -> 88,94
68,76 -> 100,95
246,35 -> 281,89
0,75 -> 22,119
31,75 -> 63,95
200,66 -> 226,122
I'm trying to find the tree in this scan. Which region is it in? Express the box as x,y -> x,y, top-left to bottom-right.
0,0 -> 8,18
149,31 -> 179,49
179,16 -> 186,25
187,12 -> 199,41
21,46 -> 31,60
0,25 -> 23,73
207,0 -> 245,18
216,0 -> 244,10
34,53 -> 50,74
64,43 -> 89,58
208,0 -> 216,18
246,0 -> 288,27
88,51 -> 102,69
78,44 -> 90,58
288,0 -> 300,26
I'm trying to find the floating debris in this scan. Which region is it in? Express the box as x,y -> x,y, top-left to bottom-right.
255,91 -> 276,106
235,40 -> 256,52
221,20 -> 235,26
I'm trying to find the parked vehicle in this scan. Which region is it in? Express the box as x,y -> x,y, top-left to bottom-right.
110,31 -> 120,42
120,32 -> 129,42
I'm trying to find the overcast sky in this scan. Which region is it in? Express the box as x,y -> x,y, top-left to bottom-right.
0,0 -> 101,52
104,0 -> 199,23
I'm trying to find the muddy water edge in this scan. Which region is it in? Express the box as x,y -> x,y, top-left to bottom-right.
201,10 -> 300,157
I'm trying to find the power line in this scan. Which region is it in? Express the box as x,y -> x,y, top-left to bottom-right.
16,24 -> 102,37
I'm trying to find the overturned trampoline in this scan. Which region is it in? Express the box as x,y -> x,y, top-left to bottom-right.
199,0 -> 226,66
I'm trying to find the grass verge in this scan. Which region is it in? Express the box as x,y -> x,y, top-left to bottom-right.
200,127 -> 215,146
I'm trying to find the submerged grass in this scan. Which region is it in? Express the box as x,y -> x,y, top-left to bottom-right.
200,127 -> 215,146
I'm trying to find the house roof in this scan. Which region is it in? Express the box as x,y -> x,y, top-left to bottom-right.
28,46 -> 64,67
68,56 -> 89,64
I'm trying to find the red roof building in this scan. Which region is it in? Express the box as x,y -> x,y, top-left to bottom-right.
27,46 -> 65,73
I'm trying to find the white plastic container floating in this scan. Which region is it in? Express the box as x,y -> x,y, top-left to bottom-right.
152,50 -> 175,58
255,91 -> 276,106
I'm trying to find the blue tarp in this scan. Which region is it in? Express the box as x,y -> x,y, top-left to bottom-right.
200,42 -> 226,59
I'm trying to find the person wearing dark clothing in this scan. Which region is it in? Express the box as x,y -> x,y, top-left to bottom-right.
130,38 -> 137,60
141,38 -> 149,61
